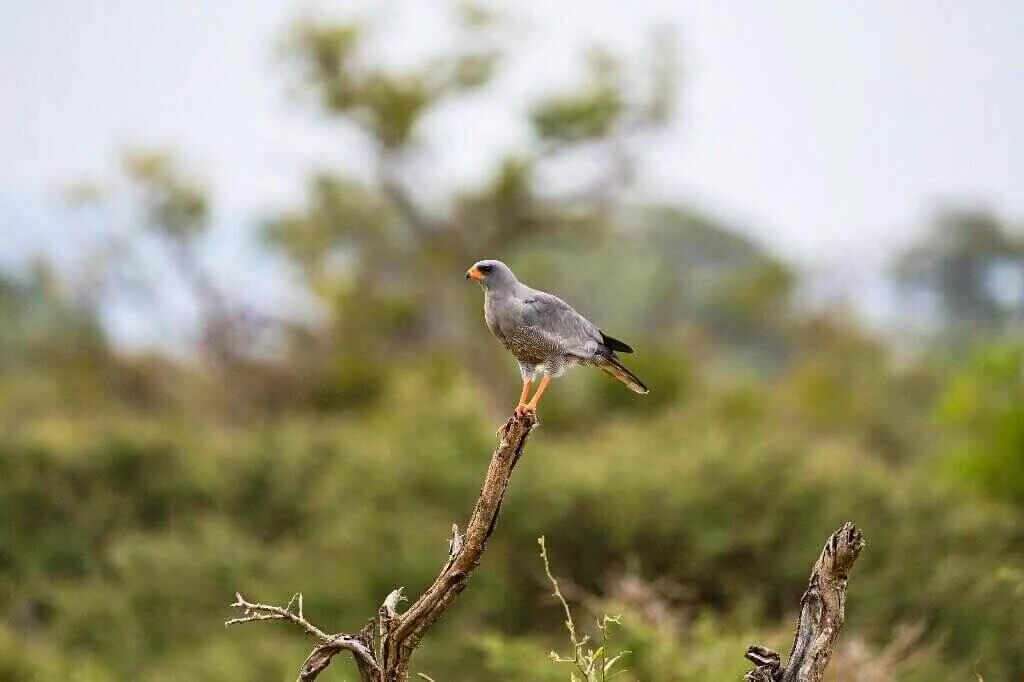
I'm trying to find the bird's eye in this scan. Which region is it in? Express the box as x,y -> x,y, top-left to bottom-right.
477,264 -> 493,274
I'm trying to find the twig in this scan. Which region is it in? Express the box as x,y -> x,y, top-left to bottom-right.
540,536 -> 629,681
226,592 -> 327,640
539,536 -> 586,654
226,592 -> 379,681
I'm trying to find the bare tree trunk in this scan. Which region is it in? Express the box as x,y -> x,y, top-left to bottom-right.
743,522 -> 866,682
227,412 -> 538,681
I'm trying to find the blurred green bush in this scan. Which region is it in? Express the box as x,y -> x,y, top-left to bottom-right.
0,332 -> 1020,680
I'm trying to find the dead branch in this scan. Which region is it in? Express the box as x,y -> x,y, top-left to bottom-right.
744,521 -> 866,682
226,412 -> 537,681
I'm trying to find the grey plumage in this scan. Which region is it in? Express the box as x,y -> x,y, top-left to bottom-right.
466,259 -> 648,410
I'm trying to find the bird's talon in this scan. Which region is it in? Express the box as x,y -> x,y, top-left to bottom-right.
514,403 -> 539,419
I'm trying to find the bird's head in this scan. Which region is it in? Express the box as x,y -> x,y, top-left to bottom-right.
465,259 -> 516,290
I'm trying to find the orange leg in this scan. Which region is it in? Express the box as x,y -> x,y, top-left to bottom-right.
523,374 -> 552,413
514,378 -> 533,416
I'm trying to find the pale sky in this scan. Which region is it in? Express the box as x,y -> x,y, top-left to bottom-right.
2,0 -> 1023,327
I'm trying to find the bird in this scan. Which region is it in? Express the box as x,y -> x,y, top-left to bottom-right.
465,259 -> 648,415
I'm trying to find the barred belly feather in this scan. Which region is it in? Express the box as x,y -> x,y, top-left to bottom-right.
504,326 -> 556,364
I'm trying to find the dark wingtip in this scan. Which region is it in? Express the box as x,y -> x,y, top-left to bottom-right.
600,331 -> 634,353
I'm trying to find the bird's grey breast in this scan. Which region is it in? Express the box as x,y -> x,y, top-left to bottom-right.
484,291 -> 559,365
483,292 -> 507,338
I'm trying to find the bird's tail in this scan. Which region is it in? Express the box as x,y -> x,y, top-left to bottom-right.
595,354 -> 649,395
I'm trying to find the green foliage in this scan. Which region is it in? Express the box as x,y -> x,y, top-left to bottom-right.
0,266 -> 106,368
264,174 -> 397,284
531,49 -> 625,145
2,342 -> 1020,679
936,342 -> 1024,506
284,9 -> 499,150
0,267 -> 116,417
122,150 -> 209,240
530,31 -> 678,146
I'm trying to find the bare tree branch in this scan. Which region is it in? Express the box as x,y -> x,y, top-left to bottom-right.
380,412 -> 536,676
226,412 -> 537,681
226,592 -> 379,681
744,521 -> 866,682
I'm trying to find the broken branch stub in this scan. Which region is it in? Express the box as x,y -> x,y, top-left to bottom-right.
744,522 -> 866,682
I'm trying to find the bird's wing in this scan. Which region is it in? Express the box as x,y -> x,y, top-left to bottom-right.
521,290 -> 602,357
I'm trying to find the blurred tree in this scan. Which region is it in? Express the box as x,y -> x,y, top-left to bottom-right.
53,4 -> 802,416
0,264 -> 115,415
264,4 -> 680,409
65,150 -> 273,370
894,208 -> 1024,337
0,264 -> 105,368
638,206 -> 794,356
121,150 -> 247,366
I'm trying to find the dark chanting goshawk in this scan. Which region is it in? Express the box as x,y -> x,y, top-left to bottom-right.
466,259 -> 649,415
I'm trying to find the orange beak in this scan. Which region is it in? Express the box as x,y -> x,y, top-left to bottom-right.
465,266 -> 483,281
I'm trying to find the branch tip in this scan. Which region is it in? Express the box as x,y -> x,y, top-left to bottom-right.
382,587 -> 407,617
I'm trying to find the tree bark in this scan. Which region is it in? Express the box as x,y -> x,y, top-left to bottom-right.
743,522 -> 866,682
227,412 -> 537,681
